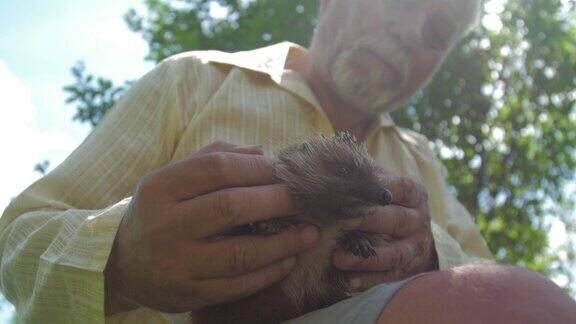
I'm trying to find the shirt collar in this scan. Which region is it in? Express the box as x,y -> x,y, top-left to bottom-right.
194,41 -> 396,131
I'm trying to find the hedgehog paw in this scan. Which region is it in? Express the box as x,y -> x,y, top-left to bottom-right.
340,231 -> 378,259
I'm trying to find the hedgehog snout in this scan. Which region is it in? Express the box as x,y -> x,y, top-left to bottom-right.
379,188 -> 393,205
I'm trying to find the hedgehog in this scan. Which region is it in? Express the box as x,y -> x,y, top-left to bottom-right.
191,132 -> 393,324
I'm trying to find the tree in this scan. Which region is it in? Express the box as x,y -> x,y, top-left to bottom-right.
63,0 -> 576,290
63,62 -> 132,127
33,160 -> 50,175
395,0 -> 576,282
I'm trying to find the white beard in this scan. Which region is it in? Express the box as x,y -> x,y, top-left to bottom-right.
329,36 -> 410,114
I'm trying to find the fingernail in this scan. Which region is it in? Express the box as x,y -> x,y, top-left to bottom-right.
348,278 -> 362,291
299,225 -> 319,245
343,218 -> 363,229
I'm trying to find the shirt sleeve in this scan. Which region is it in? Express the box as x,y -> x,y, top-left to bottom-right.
430,156 -> 494,269
396,128 -> 494,270
0,59 -> 189,323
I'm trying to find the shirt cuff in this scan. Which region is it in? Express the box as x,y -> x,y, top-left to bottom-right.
430,221 -> 492,270
36,197 -> 131,323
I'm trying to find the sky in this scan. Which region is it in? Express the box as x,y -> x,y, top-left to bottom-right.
0,0 -> 154,213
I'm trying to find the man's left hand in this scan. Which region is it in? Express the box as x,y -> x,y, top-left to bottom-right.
332,171 -> 437,292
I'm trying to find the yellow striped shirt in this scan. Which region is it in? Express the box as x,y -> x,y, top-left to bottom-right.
0,42 -> 492,323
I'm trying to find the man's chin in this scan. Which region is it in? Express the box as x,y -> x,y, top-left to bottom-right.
330,61 -> 400,115
335,85 -> 399,115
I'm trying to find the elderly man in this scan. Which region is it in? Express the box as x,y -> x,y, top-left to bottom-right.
1,0 -> 575,323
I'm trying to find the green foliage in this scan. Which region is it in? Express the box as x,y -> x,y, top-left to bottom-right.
63,62 -> 132,127
33,160 -> 50,175
124,0 -> 318,63
62,0 -> 576,289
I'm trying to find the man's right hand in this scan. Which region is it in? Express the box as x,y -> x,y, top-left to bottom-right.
105,141 -> 319,314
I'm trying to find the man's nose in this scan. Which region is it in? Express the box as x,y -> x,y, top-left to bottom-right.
385,12 -> 426,52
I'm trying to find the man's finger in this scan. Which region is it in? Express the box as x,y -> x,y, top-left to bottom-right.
194,256 -> 296,304
333,239 -> 416,271
378,173 -> 426,208
148,152 -> 278,201
187,224 -> 318,278
175,184 -> 302,238
194,140 -> 239,155
344,205 -> 422,238
195,140 -> 264,156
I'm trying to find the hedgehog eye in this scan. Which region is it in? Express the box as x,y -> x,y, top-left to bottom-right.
336,165 -> 350,176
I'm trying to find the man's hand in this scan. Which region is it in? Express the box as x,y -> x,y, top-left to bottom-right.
105,141 -> 319,314
332,171 -> 437,292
